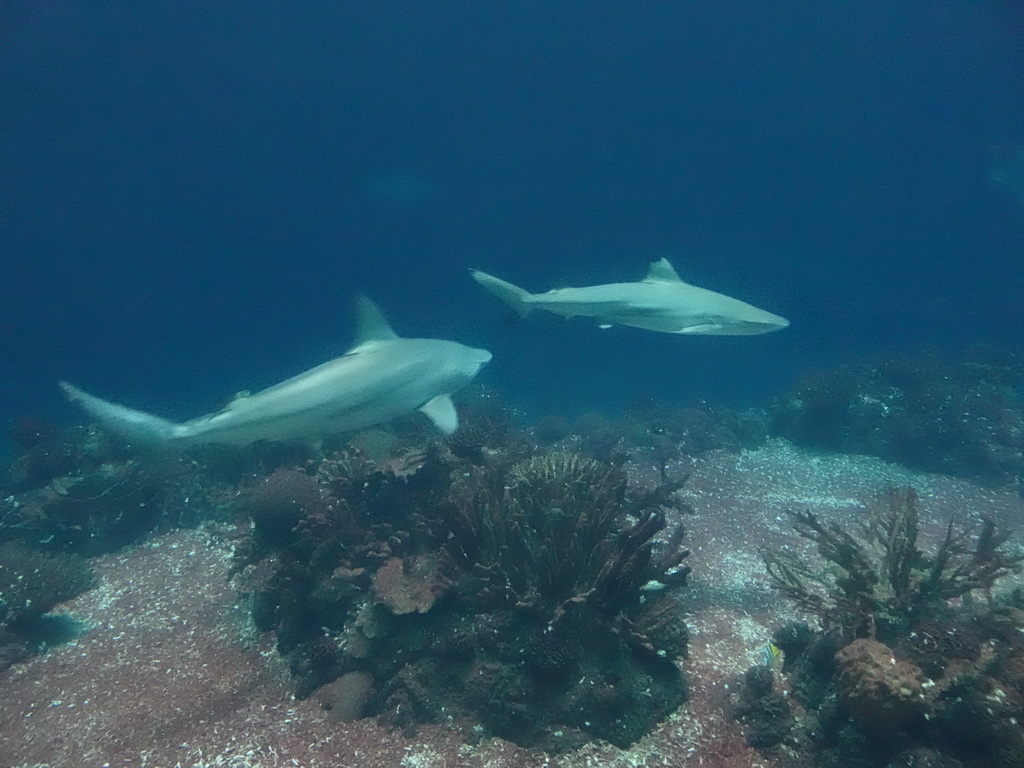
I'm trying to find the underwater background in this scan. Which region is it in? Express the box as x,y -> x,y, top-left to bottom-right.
3,1 -> 1024,448
5,4 -> 1024,767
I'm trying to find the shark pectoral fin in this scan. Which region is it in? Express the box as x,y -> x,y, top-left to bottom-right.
419,394 -> 459,434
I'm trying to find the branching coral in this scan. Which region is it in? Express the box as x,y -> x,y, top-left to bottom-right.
441,452 -> 689,621
763,487 -> 1023,642
235,446 -> 692,749
759,491 -> 1024,766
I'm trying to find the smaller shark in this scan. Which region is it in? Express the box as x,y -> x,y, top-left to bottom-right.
471,257 -> 789,335
60,297 -> 492,449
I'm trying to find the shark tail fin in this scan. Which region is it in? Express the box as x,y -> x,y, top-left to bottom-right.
470,269 -> 534,317
60,382 -> 182,449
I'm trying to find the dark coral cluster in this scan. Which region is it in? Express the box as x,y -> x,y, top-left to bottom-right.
733,664 -> 794,750
532,399 -> 767,467
770,347 -> 1024,486
441,452 -> 689,615
2,461 -> 167,556
0,541 -> 95,671
233,445 -> 691,751
753,488 -> 1024,767
0,416 -> 199,556
624,397 -> 769,457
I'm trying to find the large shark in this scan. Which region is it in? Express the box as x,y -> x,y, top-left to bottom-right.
60,297 -> 492,449
471,257 -> 789,335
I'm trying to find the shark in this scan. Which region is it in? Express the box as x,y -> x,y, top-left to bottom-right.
60,296 -> 492,450
470,257 -> 789,335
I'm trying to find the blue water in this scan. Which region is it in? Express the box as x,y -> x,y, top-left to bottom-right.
2,1 -> 1023,443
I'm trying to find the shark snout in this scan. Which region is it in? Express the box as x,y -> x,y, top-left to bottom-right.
469,347 -> 493,375
749,312 -> 789,334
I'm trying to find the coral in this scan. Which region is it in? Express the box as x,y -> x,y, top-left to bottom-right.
835,639 -> 928,743
627,398 -> 769,456
316,670 -> 376,723
733,664 -> 793,749
533,414 -> 571,444
442,452 -> 689,621
0,542 -> 95,622
239,446 -> 692,750
7,417 -> 58,451
234,445 -> 461,697
562,399 -> 768,466
771,621 -> 815,662
570,412 -> 626,463
370,554 -> 454,615
2,460 -> 165,555
0,541 -> 95,669
244,467 -> 324,544
744,664 -> 775,699
762,487 -> 1023,642
4,427 -> 78,493
633,593 -> 691,658
443,386 -> 532,466
2,419 -> 138,495
763,492 -> 1024,767
314,445 -> 449,531
413,451 -> 691,748
770,347 -> 1024,485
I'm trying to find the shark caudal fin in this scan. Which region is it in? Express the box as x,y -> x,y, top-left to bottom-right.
470,269 -> 534,317
60,382 -> 181,448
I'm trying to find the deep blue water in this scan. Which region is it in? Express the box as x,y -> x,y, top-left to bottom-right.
2,1 -> 1023,443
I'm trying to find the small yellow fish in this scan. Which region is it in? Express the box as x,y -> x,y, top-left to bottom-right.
760,641 -> 784,672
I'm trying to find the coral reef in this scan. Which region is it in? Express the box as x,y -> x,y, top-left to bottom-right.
4,418 -> 1024,766
246,467 -> 326,545
0,541 -> 95,670
2,459 -> 166,555
625,397 -> 769,457
0,417 -> 232,556
835,639 -> 927,744
762,487 -> 1022,643
235,447 -> 692,751
760,487 -> 1024,767
443,385 -> 533,466
770,347 -> 1024,486
563,399 -> 768,466
14,367 -> 1024,763
4,419 -> 83,492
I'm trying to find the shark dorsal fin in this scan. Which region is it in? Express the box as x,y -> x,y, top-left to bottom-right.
352,295 -> 399,346
644,257 -> 683,283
